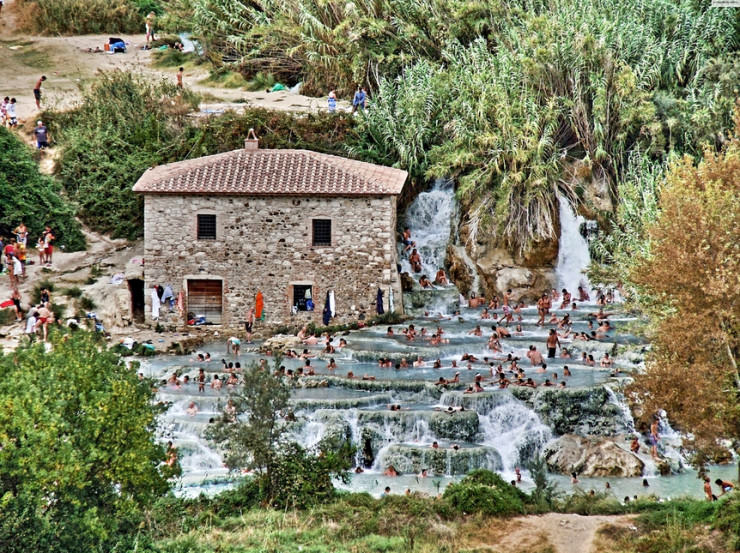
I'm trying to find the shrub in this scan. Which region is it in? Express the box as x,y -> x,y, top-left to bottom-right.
17,0 -> 144,34
443,469 -> 525,516
62,286 -> 82,298
0,129 -> 84,251
79,295 -> 96,311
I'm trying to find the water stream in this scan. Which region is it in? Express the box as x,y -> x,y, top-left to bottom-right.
141,186 -> 736,500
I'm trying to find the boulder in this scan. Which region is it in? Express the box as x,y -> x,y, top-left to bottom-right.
446,243 -> 474,296
544,434 -> 644,477
261,333 -> 302,353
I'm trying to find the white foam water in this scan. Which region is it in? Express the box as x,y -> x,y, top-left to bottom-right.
555,194 -> 592,296
399,179 -> 455,281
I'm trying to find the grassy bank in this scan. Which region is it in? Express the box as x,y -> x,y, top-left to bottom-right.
148,485 -> 740,553
15,0 -> 155,34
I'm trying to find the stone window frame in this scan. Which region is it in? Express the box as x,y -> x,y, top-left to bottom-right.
288,280 -> 315,313
309,216 -> 334,248
195,210 -> 221,241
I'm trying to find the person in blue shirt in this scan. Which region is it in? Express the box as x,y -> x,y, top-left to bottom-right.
328,90 -> 337,113
352,86 -> 366,113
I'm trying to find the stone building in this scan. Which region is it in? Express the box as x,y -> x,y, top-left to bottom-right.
132,138 -> 407,327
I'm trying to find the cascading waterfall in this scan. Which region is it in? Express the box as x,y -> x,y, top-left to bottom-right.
399,178 -> 455,280
555,194 -> 592,295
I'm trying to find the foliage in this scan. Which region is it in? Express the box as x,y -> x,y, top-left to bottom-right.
0,332 -> 171,553
588,150 -> 666,289
0,128 -> 84,251
48,71 -> 366,239
50,71 -> 199,239
206,359 -> 351,508
16,0 -> 146,34
528,456 -> 559,512
626,107 -> 740,455
443,469 -> 526,516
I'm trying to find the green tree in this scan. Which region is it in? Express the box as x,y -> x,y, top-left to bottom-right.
0,127 -> 84,251
206,361 -> 351,508
0,332 -> 171,553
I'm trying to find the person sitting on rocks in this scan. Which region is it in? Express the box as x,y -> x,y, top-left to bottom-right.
434,269 -> 448,285
384,465 -> 399,477
468,292 -> 486,308
419,275 -> 433,288
600,352 -> 613,367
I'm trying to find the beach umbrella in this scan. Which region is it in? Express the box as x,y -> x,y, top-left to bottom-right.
323,291 -> 331,325
376,288 -> 384,315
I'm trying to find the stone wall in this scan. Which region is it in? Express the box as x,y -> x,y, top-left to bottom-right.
142,194 -> 403,327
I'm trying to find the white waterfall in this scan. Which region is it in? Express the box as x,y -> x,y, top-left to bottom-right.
555,194 -> 592,296
399,179 -> 455,280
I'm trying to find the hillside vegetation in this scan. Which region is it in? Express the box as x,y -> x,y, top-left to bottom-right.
0,128 -> 84,250
48,0 -> 739,252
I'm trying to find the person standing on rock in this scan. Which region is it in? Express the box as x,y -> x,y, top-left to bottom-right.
546,328 -> 560,358
176,67 -> 184,89
327,90 -> 337,113
33,76 -> 46,110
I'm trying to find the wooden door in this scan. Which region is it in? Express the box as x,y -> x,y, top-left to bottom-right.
187,279 -> 223,324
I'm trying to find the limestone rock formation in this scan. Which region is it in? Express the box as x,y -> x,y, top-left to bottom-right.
261,333 -> 302,353
543,434 -> 644,477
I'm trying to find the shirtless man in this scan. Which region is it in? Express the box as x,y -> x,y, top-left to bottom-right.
546,329 -> 560,358
469,292 -> 486,308
34,303 -> 54,341
536,294 -> 548,326
715,479 -> 734,496
495,325 -> 511,339
401,227 -> 415,252
704,477 -> 716,501
527,345 -> 544,365
503,289 -> 513,307
559,289 -> 572,309
577,286 -> 590,302
244,308 -> 255,342
409,249 -> 422,273
469,325 -> 483,337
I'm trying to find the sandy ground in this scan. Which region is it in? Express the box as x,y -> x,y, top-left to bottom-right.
463,513 -> 637,553
0,0 -> 345,127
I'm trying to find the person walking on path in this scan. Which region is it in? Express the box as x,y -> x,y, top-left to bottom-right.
34,121 -> 49,149
176,67 -> 184,89
33,76 -> 46,110
352,86 -> 366,113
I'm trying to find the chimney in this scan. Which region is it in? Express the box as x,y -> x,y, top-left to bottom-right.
244,127 -> 259,150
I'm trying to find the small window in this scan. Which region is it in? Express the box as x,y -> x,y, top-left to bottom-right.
293,284 -> 314,312
197,214 -> 217,240
312,219 -> 331,246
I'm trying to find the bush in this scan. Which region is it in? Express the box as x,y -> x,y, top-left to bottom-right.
17,0 -> 144,34
0,128 -> 84,251
62,286 -> 82,298
79,295 -> 96,311
49,71 -> 361,240
443,469 -> 525,516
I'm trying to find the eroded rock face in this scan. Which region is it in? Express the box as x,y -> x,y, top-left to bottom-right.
456,199 -> 559,303
511,386 -> 628,436
544,434 -> 644,477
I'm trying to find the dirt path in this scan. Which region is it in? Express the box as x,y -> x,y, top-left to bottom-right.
0,0 -> 345,127
465,513 -> 636,553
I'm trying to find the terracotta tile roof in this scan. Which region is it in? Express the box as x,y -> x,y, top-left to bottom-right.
132,148 -> 407,196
